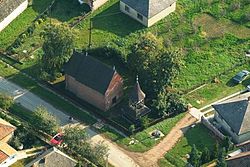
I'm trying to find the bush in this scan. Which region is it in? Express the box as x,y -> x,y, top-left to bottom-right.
0,93 -> 14,110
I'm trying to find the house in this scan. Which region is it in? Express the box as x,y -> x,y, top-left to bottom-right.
212,95 -> 250,144
0,0 -> 28,32
123,76 -> 151,122
78,0 -> 108,10
0,142 -> 18,167
0,118 -> 16,143
25,147 -> 77,167
226,151 -> 250,167
120,0 -> 176,27
64,51 -> 123,111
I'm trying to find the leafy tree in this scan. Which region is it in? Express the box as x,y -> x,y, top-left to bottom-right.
153,89 -> 169,117
41,24 -> 74,80
216,148 -> 227,167
140,116 -> 150,129
0,93 -> 14,110
201,147 -> 210,164
188,144 -> 200,167
222,136 -> 232,152
31,106 -> 59,134
166,93 -> 187,115
212,141 -> 219,159
63,126 -> 108,166
129,124 -> 135,135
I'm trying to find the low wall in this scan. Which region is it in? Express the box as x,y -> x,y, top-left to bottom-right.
201,116 -> 225,140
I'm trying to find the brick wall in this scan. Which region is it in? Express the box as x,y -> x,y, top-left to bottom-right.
65,73 -> 123,111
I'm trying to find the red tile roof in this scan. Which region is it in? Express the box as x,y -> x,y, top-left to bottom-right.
0,150 -> 8,163
0,123 -> 15,140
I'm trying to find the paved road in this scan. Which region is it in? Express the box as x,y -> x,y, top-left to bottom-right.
0,77 -> 139,167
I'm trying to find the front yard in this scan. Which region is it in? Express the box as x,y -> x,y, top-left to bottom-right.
158,124 -> 218,167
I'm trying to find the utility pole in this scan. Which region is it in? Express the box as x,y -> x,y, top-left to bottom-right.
88,18 -> 93,49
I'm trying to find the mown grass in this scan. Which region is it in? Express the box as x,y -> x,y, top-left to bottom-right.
113,113 -> 186,152
159,124 -> 218,167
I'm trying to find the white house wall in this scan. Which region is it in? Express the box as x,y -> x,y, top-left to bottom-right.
147,2 -> 176,27
120,1 -> 176,27
0,0 -> 28,32
120,1 -> 148,26
92,0 -> 109,10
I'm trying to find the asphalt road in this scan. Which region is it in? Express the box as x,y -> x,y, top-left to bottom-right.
0,77 -> 139,167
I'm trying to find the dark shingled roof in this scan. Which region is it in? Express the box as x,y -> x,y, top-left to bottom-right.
0,0 -> 26,22
212,98 -> 250,135
64,51 -> 115,95
129,76 -> 145,104
121,0 -> 176,18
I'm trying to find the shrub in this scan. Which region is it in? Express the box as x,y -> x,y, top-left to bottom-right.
0,93 -> 14,110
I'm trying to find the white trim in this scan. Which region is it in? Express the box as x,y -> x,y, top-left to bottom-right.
0,0 -> 28,32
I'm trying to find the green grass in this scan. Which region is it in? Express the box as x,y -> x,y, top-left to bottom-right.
159,124 -> 218,167
113,113 -> 185,152
0,0 -> 53,50
185,63 -> 250,108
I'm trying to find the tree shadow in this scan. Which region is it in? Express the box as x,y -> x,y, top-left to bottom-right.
32,0 -> 91,22
92,2 -> 144,37
181,124 -> 218,151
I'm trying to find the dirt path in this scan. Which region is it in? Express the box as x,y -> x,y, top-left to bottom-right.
124,113 -> 197,167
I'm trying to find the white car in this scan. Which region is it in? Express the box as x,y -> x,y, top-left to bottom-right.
247,85 -> 250,92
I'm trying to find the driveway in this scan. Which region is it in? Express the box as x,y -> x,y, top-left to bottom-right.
0,77 -> 139,167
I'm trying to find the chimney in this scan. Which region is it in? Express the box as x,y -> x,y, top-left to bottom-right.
248,96 -> 250,102
113,65 -> 116,71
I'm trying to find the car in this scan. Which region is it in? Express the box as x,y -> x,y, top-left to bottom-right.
247,85 -> 250,92
50,133 -> 63,145
232,70 -> 250,84
246,50 -> 250,57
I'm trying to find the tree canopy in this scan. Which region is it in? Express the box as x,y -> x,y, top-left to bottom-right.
63,126 -> 108,166
0,93 -> 14,110
41,24 -> 75,80
31,106 -> 59,134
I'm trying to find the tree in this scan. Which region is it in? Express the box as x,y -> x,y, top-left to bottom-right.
166,93 -> 187,115
222,136 -> 232,152
201,147 -> 210,164
152,89 -> 169,117
212,141 -> 219,159
216,148 -> 227,167
41,24 -> 74,80
129,124 -> 135,135
140,116 -> 150,129
188,144 -> 200,167
0,93 -> 14,110
31,106 -> 59,134
63,126 -> 108,166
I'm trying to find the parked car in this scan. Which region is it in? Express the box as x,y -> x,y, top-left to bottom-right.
50,133 -> 63,145
246,85 -> 250,92
233,70 -> 250,83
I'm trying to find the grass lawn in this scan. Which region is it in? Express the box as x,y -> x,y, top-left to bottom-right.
0,0 -> 53,50
100,113 -> 186,152
185,63 -> 250,108
159,124 -> 218,167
